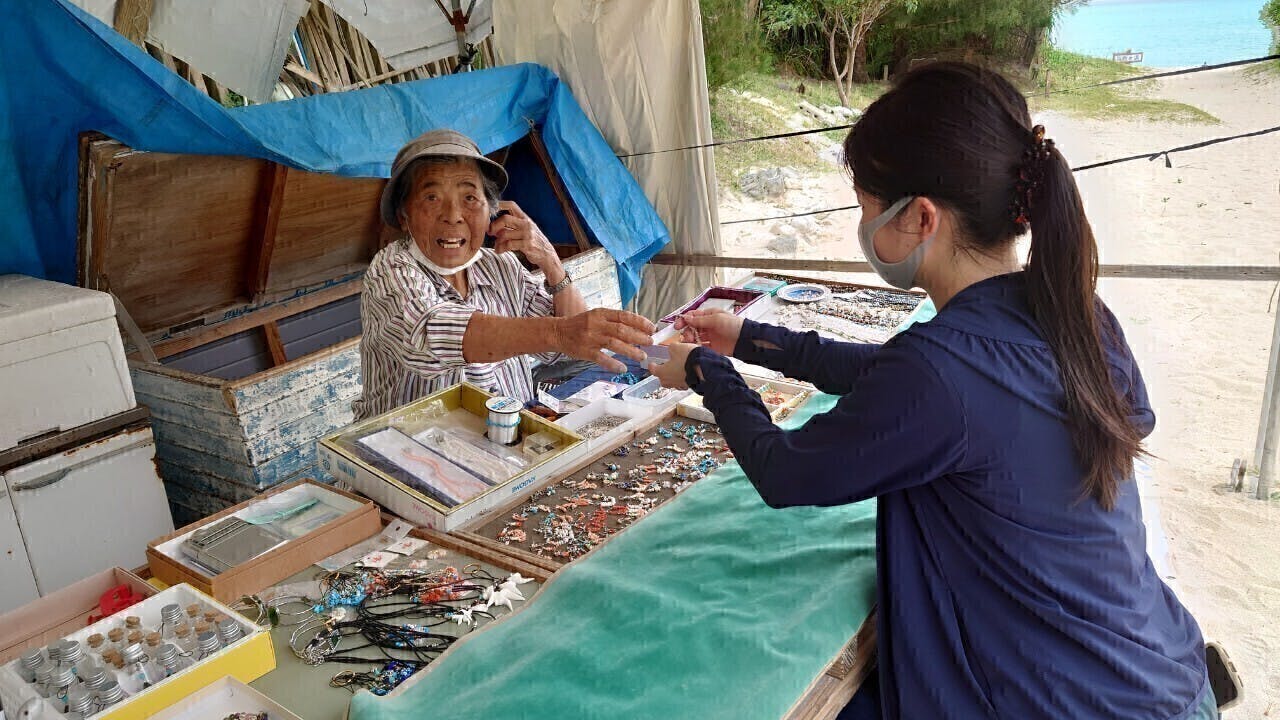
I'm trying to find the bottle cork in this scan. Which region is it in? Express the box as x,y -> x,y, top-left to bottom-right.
124,616 -> 141,629
186,604 -> 200,618
195,621 -> 211,635
107,628 -> 124,644
145,633 -> 161,647
175,625 -> 191,639
110,656 -> 125,670
202,610 -> 218,623
127,630 -> 143,645
87,633 -> 105,650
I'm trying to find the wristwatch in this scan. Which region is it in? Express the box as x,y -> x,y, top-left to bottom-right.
545,271 -> 573,296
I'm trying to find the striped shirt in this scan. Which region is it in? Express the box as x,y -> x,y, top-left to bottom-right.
353,238 -> 558,421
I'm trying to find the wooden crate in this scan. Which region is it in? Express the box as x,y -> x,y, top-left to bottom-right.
77,134 -> 623,526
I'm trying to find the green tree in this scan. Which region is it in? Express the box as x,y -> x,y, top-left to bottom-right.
762,0 -> 916,105
866,0 -> 1079,75
701,0 -> 771,90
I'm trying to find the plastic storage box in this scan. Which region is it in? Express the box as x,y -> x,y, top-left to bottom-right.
0,275 -> 136,453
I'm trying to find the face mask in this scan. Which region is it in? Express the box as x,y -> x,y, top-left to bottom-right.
406,230 -> 482,277
857,196 -> 934,290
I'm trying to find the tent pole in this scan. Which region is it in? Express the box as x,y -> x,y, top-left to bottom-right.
1256,288 -> 1280,499
452,0 -> 469,70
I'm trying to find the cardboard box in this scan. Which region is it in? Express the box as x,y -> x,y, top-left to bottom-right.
320,383 -> 586,531
146,478 -> 381,602
0,567 -> 156,665
0,584 -> 274,720
148,676 -> 304,720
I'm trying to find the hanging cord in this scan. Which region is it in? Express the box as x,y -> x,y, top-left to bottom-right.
617,53 -> 1280,160
719,123 -> 1280,226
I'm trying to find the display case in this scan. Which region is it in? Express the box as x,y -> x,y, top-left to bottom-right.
320,383 -> 586,531
146,479 -> 382,602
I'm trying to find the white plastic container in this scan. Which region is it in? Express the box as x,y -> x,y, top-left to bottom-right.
147,676 -> 303,720
621,375 -> 691,408
0,275 -> 136,452
557,398 -> 656,451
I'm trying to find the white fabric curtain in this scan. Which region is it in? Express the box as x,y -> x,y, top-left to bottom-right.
491,0 -> 723,319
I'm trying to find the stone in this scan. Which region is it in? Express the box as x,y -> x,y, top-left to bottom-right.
738,168 -> 788,200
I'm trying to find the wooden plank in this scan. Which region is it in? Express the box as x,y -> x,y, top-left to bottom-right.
247,162 -> 290,301
649,254 -> 1280,281
263,321 -> 288,366
783,615 -> 876,720
268,168 -> 382,293
317,4 -> 354,86
226,337 -> 361,408
146,281 -> 362,360
112,0 -> 153,44
527,127 -> 592,251
283,61 -> 326,91
204,75 -> 231,106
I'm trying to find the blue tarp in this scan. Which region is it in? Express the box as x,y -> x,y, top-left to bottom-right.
0,0 -> 669,303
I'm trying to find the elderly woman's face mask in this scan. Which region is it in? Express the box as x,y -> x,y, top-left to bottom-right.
400,160 -> 490,274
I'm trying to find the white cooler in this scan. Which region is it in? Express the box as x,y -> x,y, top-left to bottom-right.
0,275 -> 136,452
0,408 -> 173,613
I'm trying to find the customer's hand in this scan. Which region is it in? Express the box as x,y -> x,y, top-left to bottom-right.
553,309 -> 655,373
648,342 -> 700,390
675,309 -> 743,356
490,201 -> 562,275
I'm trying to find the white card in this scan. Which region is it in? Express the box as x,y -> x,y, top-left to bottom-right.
385,537 -> 431,556
358,550 -> 395,568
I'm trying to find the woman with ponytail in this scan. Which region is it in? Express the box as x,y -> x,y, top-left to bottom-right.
649,62 -> 1214,719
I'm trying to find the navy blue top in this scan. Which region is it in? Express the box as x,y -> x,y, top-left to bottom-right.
688,273 -> 1208,720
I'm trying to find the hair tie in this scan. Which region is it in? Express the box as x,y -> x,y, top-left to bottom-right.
1010,124 -> 1055,226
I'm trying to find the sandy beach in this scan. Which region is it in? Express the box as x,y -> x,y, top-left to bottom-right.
719,65 -> 1280,714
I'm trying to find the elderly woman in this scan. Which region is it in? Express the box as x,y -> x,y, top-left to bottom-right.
353,129 -> 654,420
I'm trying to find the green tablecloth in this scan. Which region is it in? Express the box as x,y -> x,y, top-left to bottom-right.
350,393 -> 877,720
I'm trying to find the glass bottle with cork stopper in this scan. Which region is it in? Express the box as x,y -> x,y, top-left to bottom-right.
173,623 -> 196,654
86,632 -> 107,663
106,626 -> 127,652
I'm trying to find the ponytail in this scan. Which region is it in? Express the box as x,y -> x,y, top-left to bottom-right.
845,63 -> 1146,509
1024,141 -> 1144,510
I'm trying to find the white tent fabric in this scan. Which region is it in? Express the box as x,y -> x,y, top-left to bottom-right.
68,0 -> 116,25
492,0 -> 722,319
321,0 -> 494,70
148,0 -> 310,104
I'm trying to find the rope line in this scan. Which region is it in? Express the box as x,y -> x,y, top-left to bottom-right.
719,124 -> 1280,225
619,53 -> 1280,160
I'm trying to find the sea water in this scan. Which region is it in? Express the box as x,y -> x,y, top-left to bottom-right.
1053,0 -> 1275,68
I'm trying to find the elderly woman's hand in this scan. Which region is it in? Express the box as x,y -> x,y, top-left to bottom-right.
553,308 -> 655,374
490,201 -> 562,274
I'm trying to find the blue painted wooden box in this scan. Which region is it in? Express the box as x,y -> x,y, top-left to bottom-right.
79,136 -> 624,527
